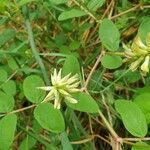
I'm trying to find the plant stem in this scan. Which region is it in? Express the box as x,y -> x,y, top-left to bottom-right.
83,49 -> 105,91
98,109 -> 118,139
0,104 -> 36,117
25,19 -> 50,85
71,0 -> 99,22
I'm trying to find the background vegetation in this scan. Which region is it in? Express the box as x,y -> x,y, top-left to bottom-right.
0,0 -> 150,150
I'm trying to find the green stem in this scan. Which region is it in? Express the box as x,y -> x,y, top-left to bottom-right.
101,69 -> 130,92
25,19 -> 49,85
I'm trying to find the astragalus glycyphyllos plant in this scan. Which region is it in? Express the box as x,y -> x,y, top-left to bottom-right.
37,69 -> 80,109
124,33 -> 150,76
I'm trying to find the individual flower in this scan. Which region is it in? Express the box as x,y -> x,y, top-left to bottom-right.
129,56 -> 144,71
131,36 -> 148,56
141,56 -> 150,75
124,33 -> 150,76
37,69 -> 80,109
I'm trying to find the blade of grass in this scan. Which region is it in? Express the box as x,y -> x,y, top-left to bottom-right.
60,131 -> 73,150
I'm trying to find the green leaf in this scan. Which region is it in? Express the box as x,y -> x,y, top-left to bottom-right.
58,9 -> 87,21
0,0 -> 8,13
34,103 -> 65,133
99,19 -> 120,51
62,55 -> 80,76
134,93 -> 150,124
132,142 -> 150,150
0,29 -> 16,47
7,57 -> 19,70
0,68 -> 8,82
19,138 -> 28,150
115,100 -> 147,137
101,55 -> 122,69
23,75 -> 46,103
138,17 -> 150,44
65,92 -> 99,113
0,91 -> 14,113
88,70 -> 103,91
2,80 -> 16,96
87,0 -> 105,11
123,70 -> 141,83
49,0 -> 67,5
18,0 -> 37,7
0,114 -> 17,150
18,0 -> 36,6
60,131 -> 73,150
69,41 -> 80,50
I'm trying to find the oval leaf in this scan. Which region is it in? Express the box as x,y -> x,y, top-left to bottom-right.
34,103 -> 65,133
2,80 -> 16,96
115,100 -> 147,137
0,68 -> 7,82
87,0 -> 105,11
134,93 -> 150,124
132,142 -> 150,150
138,17 -> 150,44
101,55 -> 122,69
99,19 -> 120,51
62,55 -> 80,76
58,9 -> 86,21
0,114 -> 17,150
23,75 -> 46,103
0,91 -> 14,113
65,92 -> 99,113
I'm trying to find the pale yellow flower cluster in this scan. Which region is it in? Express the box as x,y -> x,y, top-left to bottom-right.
37,69 -> 80,109
124,33 -> 150,76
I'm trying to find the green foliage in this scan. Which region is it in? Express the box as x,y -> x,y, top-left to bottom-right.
134,93 -> 150,124
115,100 -> 147,137
49,0 -> 67,5
60,132 -> 73,150
2,80 -> 16,96
99,19 -> 120,51
87,0 -> 105,11
0,91 -> 14,113
34,103 -> 65,133
0,0 -> 8,13
65,92 -> 99,113
18,0 -> 37,6
23,75 -> 46,103
19,120 -> 41,150
58,9 -> 86,21
131,142 -> 150,150
0,29 -> 16,47
1,0 -> 150,149
62,55 -> 80,76
101,55 -> 122,69
0,68 -> 8,82
114,70 -> 141,83
0,114 -> 17,150
138,17 -> 150,44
